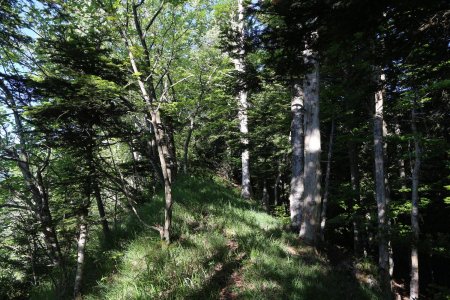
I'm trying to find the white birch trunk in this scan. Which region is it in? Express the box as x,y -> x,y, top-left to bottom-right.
299,43 -> 321,245
73,213 -> 88,299
289,81 -> 304,230
233,0 -> 251,199
410,102 -> 421,300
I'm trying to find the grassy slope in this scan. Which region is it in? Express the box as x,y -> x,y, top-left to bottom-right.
39,175 -> 380,299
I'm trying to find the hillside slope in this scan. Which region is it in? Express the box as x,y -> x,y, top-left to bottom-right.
60,175 -> 380,299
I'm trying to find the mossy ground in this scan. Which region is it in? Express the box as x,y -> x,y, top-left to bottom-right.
32,174 -> 380,299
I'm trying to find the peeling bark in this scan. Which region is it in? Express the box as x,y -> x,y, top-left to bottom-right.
232,0 -> 251,199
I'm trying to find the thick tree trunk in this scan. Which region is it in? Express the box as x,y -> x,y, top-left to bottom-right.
373,74 -> 391,296
410,102 -> 421,300
289,80 -> 304,230
348,142 -> 362,256
300,46 -> 321,245
73,211 -> 88,299
233,0 -> 251,199
320,118 -> 334,241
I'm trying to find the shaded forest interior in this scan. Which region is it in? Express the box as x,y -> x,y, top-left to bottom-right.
0,0 -> 449,299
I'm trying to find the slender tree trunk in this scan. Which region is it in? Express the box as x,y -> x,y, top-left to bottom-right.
93,180 -> 110,239
373,74 -> 391,296
410,101 -> 421,300
383,120 -> 394,278
395,122 -> 407,200
125,4 -> 174,242
320,118 -> 334,241
299,42 -> 321,245
289,80 -> 304,230
124,29 -> 174,242
165,116 -> 178,177
274,158 -> 283,207
233,0 -> 251,199
262,180 -> 269,212
151,111 -> 174,242
183,117 -> 194,174
348,142 -> 362,255
73,210 -> 88,299
0,82 -> 63,267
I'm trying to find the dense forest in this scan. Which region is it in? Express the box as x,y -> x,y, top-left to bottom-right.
0,0 -> 449,299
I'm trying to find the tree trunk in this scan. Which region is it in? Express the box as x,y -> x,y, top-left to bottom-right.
274,158 -> 283,207
348,142 -> 362,256
299,43 -> 321,246
383,120 -> 394,278
320,118 -> 334,241
395,122 -> 407,200
93,180 -> 110,239
164,115 -> 178,178
183,117 -> 194,174
373,74 -> 391,296
124,29 -> 174,242
410,101 -> 421,300
73,211 -> 88,299
289,80 -> 304,230
0,81 -> 63,267
233,0 -> 251,199
262,180 -> 269,212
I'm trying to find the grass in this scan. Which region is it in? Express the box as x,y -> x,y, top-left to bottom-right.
32,174 -> 381,299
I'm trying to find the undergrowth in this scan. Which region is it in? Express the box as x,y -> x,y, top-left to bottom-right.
32,174 -> 380,299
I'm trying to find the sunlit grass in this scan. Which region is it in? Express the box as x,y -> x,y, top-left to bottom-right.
32,174 -> 380,300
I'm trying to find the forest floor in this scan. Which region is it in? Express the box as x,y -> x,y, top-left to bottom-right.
32,174 -> 381,299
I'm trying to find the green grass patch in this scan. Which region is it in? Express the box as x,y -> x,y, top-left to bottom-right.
33,174 -> 380,299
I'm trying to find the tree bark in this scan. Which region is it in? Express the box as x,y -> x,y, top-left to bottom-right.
73,211 -> 88,299
274,158 -> 283,207
410,101 -> 421,300
320,118 -> 334,241
0,81 -> 63,268
183,117 -> 194,174
383,120 -> 394,278
299,42 -> 321,246
395,122 -> 407,200
262,180 -> 269,212
125,7 -> 174,243
233,0 -> 251,199
348,141 -> 362,256
289,80 -> 304,230
93,179 -> 110,239
373,74 -> 391,296
164,115 -> 178,178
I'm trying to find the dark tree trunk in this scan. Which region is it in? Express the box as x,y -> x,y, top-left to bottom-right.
348,141 -> 362,256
